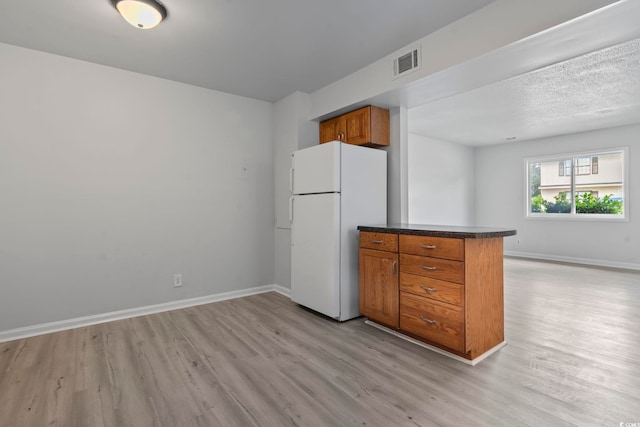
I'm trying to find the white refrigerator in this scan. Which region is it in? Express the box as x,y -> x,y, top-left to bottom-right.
289,141 -> 387,321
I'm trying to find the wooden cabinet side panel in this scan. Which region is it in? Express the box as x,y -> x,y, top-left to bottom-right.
359,248 -> 399,328
369,106 -> 390,147
464,238 -> 505,358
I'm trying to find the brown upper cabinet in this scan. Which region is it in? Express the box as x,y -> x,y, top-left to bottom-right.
319,106 -> 390,147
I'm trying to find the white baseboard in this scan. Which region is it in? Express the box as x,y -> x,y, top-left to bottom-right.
364,320 -> 506,366
0,284 -> 290,344
272,284 -> 292,298
504,250 -> 640,271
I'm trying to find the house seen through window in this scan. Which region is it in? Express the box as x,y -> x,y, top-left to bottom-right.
526,149 -> 626,218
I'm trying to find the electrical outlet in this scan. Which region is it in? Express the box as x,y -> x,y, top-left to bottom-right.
174,273 -> 183,287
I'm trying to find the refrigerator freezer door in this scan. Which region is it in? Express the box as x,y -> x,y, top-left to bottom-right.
291,193 -> 341,318
291,141 -> 341,195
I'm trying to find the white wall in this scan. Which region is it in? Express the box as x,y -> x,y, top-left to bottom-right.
475,124 -> 639,269
309,0 -> 615,119
408,134 -> 475,226
273,92 -> 317,289
0,42 -> 275,331
385,107 -> 409,223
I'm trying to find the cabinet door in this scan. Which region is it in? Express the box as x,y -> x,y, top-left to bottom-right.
343,107 -> 370,146
359,248 -> 399,328
320,116 -> 345,144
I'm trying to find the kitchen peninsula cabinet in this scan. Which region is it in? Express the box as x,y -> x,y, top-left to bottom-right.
358,224 -> 516,364
319,106 -> 389,147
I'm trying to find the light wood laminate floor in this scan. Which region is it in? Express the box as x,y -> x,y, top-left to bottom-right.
1,258 -> 639,426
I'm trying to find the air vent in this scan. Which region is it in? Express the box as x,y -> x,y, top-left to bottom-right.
393,47 -> 421,79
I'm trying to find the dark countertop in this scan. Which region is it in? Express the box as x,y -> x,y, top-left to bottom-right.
357,223 -> 517,239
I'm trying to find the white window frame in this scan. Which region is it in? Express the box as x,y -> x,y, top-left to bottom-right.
524,147 -> 628,221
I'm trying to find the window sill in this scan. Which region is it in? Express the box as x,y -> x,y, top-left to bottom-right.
524,213 -> 628,222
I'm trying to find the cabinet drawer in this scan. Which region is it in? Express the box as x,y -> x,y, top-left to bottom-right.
400,273 -> 464,306
400,254 -> 464,284
400,292 -> 464,352
360,232 -> 398,252
399,235 -> 464,261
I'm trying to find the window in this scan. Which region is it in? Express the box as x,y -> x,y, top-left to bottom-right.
558,160 -> 572,176
576,157 -> 592,175
526,148 -> 627,219
560,157 -> 600,176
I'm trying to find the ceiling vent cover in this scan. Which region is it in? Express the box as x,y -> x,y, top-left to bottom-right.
393,46 -> 421,79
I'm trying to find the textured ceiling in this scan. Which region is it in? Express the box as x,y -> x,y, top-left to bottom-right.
0,0 -> 493,102
408,36 -> 640,146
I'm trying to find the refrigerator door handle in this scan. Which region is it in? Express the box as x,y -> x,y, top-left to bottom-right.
289,168 -> 294,194
289,196 -> 294,223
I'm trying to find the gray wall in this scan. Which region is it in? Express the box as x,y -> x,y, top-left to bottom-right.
273,92 -> 317,289
408,134 -> 475,225
475,124 -> 639,269
0,43 -> 275,331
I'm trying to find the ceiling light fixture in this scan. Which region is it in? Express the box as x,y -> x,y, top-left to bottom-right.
111,0 -> 167,30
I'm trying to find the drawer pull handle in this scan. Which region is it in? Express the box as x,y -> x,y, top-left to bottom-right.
420,285 -> 437,292
420,316 -> 437,325
420,266 -> 437,271
370,239 -> 384,244
420,244 -> 437,249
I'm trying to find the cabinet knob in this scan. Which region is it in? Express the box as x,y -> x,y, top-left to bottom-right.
420,285 -> 437,293
420,266 -> 437,271
370,239 -> 384,244
420,244 -> 437,249
392,260 -> 397,276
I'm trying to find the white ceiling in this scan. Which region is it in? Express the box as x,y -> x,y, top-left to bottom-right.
3,1 -> 638,144
0,0 -> 494,103
407,3 -> 640,146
